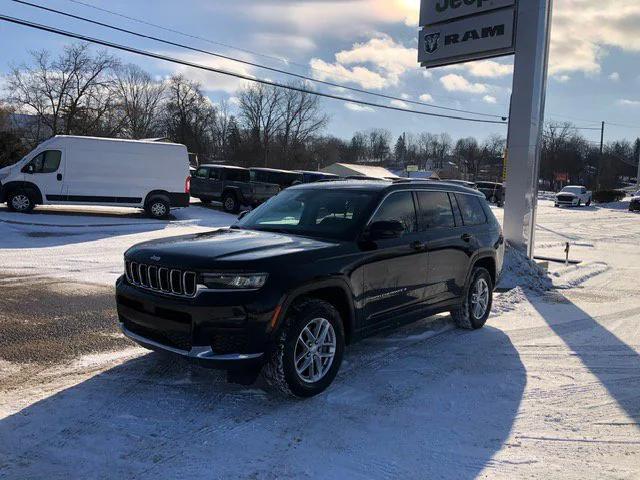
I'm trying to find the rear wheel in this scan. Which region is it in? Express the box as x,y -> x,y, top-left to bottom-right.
450,267 -> 493,330
222,192 -> 239,213
7,190 -> 35,213
262,298 -> 345,398
586,199 -> 591,207
145,197 -> 170,219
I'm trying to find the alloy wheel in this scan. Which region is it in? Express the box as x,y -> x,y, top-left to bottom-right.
151,202 -> 167,217
294,317 -> 336,383
470,278 -> 489,320
11,194 -> 30,211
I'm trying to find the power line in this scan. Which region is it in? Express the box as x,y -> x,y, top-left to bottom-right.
21,0 -> 509,120
0,14 -> 509,125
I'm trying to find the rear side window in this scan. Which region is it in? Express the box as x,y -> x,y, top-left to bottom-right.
30,150 -> 61,173
455,194 -> 487,226
225,169 -> 250,182
370,191 -> 417,234
416,191 -> 455,229
209,168 -> 221,180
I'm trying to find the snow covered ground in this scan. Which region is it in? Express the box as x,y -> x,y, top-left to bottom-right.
1,199 -> 639,479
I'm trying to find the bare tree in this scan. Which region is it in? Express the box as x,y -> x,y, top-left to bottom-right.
419,132 -> 452,170
161,75 -> 215,159
238,83 -> 284,167
114,64 -> 164,139
6,43 -> 120,143
277,84 -> 328,164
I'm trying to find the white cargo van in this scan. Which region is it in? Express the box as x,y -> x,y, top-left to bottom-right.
0,136 -> 190,218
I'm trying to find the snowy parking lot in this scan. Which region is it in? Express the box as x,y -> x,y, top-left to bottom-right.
1,199 -> 639,479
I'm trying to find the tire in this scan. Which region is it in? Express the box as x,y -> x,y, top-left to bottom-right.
262,298 -> 345,398
222,192 -> 239,213
145,197 -> 170,219
6,190 -> 35,213
586,199 -> 591,207
577,200 -> 582,207
450,267 -> 493,330
554,203 -> 559,208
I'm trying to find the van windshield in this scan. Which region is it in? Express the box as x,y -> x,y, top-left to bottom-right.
235,189 -> 376,240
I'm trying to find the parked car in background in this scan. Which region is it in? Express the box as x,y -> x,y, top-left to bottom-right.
250,168 -> 303,189
0,135 -> 190,218
298,171 -> 339,183
476,181 -> 505,206
444,180 -> 478,190
190,165 -> 279,213
116,179 -> 504,397
629,190 -> 640,212
555,185 -> 592,207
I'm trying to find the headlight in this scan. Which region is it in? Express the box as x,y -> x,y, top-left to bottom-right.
200,273 -> 268,290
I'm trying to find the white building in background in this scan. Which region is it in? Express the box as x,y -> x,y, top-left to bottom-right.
321,163 -> 398,179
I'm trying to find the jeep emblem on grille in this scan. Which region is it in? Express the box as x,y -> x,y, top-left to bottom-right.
150,255 -> 161,261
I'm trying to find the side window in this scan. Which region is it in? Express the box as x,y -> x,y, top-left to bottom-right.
416,191 -> 455,229
194,167 -> 208,179
449,193 -> 464,226
28,150 -> 61,173
581,187 -> 587,194
456,194 -> 487,226
209,168 -> 221,180
370,191 -> 417,234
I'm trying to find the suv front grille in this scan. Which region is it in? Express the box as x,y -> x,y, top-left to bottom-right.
125,260 -> 197,297
557,195 -> 574,202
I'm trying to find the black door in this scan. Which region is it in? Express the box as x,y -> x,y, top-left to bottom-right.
415,191 -> 469,304
190,166 -> 209,197
362,191 -> 428,325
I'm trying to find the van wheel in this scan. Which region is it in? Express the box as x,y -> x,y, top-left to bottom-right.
262,298 -> 345,398
222,192 -> 239,213
145,197 -> 170,219
7,191 -> 35,213
450,267 -> 493,330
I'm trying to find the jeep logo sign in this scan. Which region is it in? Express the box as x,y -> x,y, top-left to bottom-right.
420,0 -> 515,25
418,7 -> 515,68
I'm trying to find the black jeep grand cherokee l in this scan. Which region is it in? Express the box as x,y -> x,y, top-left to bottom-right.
116,180 -> 504,397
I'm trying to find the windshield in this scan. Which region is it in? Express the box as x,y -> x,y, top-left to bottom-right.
561,187 -> 581,194
235,188 -> 376,240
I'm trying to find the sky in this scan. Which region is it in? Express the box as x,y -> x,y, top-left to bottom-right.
0,0 -> 639,145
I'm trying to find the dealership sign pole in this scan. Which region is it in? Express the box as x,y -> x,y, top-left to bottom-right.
419,0 -> 553,258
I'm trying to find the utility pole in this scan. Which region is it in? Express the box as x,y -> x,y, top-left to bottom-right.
598,121 -> 605,189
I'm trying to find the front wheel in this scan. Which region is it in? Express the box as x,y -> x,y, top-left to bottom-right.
7,191 -> 35,213
450,267 -> 493,330
262,298 -> 345,398
586,199 -> 591,207
222,192 -> 240,213
145,197 -> 170,219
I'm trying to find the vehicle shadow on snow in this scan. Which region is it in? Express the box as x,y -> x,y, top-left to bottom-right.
525,290 -> 640,424
0,321 -> 526,479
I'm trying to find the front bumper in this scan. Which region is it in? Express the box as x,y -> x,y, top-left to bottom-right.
115,276 -> 279,369
119,322 -> 263,368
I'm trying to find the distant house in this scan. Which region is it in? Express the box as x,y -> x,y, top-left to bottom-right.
321,163 -> 398,179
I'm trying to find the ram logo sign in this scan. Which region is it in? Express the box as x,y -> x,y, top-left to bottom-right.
418,7 -> 515,67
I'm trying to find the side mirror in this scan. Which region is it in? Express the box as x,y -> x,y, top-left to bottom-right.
366,220 -> 405,241
237,210 -> 250,220
22,164 -> 34,174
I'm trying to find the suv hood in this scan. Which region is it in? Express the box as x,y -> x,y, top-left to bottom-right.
125,228 -> 339,267
556,192 -> 577,197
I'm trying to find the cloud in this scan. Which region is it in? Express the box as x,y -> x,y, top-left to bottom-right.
483,95 -> 497,104
419,93 -> 434,102
550,0 -> 640,75
618,99 -> 640,107
160,51 -> 255,93
310,35 -> 417,89
608,72 -> 620,82
439,74 -> 488,94
390,99 -> 409,109
250,33 -> 317,53
555,75 -> 571,83
345,102 -> 374,112
443,60 -> 513,78
309,59 -> 389,89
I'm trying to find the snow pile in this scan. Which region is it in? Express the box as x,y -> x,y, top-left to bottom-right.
492,286 -> 529,315
497,243 -> 553,292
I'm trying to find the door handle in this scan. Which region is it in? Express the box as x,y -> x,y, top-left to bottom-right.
410,241 -> 426,251
461,233 -> 473,243
56,173 -> 62,181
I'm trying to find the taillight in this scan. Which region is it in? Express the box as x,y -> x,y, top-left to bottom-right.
185,176 -> 191,194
